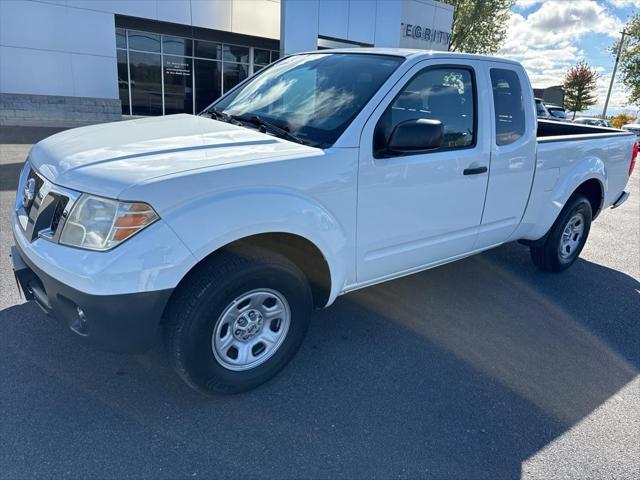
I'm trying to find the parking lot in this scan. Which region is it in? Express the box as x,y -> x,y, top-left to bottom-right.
1,126 -> 639,479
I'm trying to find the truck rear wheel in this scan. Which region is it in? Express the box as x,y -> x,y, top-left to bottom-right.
529,194 -> 592,272
164,248 -> 312,395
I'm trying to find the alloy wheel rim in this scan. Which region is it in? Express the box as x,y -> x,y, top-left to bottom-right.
559,213 -> 585,260
212,288 -> 291,371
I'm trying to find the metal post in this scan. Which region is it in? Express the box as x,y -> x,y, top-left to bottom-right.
603,29 -> 627,118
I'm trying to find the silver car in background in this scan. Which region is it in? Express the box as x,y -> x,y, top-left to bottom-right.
621,123 -> 640,137
574,117 -> 614,128
546,105 -> 568,122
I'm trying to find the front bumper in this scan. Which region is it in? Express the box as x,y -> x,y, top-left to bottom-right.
11,243 -> 173,353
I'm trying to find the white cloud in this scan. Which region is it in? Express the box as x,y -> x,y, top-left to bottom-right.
515,0 -> 543,9
606,0 -> 640,8
499,0 -> 632,114
502,0 -> 622,54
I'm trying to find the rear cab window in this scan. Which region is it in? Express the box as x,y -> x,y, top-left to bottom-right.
490,68 -> 526,146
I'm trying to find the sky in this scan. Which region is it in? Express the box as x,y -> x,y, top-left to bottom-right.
499,0 -> 639,116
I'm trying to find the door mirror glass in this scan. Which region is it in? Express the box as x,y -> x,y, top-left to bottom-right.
387,119 -> 443,154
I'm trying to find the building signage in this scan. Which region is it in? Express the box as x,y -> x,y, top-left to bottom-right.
400,22 -> 451,46
164,59 -> 192,77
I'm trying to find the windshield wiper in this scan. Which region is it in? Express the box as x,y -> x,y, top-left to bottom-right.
231,114 -> 305,145
201,107 -> 241,125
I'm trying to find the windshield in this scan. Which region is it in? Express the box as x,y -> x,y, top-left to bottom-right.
535,100 -> 549,117
549,108 -> 566,119
209,53 -> 404,148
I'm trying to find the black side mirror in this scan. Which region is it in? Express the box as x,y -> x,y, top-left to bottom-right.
387,119 -> 444,154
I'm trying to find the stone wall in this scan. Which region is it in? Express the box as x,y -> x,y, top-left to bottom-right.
0,93 -> 121,127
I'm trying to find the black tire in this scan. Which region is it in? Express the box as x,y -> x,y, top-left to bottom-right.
529,193 -> 592,272
164,248 -> 312,395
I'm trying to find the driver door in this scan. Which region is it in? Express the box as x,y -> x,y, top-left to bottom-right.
356,59 -> 492,282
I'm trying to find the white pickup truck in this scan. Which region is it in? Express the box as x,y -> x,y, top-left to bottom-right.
11,49 -> 636,394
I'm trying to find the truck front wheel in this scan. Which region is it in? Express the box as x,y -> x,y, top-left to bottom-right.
529,194 -> 592,272
164,248 -> 312,395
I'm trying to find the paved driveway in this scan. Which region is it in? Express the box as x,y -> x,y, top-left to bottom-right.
1,126 -> 638,479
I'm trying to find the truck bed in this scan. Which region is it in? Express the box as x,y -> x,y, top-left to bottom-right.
514,120 -> 636,243
537,119 -> 623,139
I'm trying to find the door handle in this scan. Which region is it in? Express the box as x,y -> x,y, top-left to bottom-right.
463,166 -> 488,175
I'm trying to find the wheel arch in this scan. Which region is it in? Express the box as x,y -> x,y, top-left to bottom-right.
513,156 -> 607,242
541,174 -> 605,239
572,177 -> 604,218
164,232 -> 336,319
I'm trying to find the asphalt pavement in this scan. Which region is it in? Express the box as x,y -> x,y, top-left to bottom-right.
1,126 -> 638,479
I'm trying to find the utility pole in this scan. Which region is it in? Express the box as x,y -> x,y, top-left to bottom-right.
602,29 -> 627,118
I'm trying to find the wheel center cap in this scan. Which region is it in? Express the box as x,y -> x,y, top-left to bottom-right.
233,310 -> 264,341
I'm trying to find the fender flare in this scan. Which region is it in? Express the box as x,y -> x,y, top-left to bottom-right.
164,187 -> 350,305
516,156 -> 606,241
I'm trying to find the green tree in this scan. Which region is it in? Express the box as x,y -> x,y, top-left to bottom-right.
563,62 -> 599,120
615,14 -> 640,108
442,0 -> 515,54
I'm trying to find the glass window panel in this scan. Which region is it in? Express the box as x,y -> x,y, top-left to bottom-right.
195,59 -> 222,113
254,49 -> 270,65
253,65 -> 264,73
162,35 -> 192,56
216,54 -> 402,148
223,62 -> 248,93
116,28 -> 127,49
223,45 -> 249,64
163,56 -> 193,115
128,30 -> 160,53
194,40 -> 221,60
270,50 -> 280,62
117,49 -> 130,115
491,68 -> 525,146
382,67 -> 475,149
129,51 -> 162,116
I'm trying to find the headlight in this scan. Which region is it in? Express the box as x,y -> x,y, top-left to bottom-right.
59,194 -> 159,251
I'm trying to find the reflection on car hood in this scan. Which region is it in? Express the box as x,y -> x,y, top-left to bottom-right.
29,114 -> 317,198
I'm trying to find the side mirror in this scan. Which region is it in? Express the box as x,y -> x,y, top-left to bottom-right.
387,119 -> 444,154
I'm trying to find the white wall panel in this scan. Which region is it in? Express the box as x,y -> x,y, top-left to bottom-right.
373,0 -> 402,48
281,0 -> 318,54
157,0 -> 193,25
232,0 -> 280,39
433,4 -> 453,47
191,0 -> 232,31
347,0 -> 376,45
71,54 -> 119,98
65,6 -> 117,57
399,0 -> 452,51
66,0 -> 157,20
0,0 -> 68,53
0,46 -> 74,96
32,0 -> 67,5
318,0 -> 349,40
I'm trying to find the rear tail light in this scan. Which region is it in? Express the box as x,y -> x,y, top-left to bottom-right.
631,142 -> 638,177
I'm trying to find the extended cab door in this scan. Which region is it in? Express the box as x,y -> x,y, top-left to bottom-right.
356,59 -> 492,282
473,65 -> 537,248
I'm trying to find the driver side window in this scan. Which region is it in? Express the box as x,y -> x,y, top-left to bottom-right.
374,67 -> 476,156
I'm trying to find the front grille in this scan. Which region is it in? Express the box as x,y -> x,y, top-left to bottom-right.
50,196 -> 68,234
17,166 -> 77,243
25,168 -> 44,216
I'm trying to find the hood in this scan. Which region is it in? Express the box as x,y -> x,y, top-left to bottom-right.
29,114 -> 317,198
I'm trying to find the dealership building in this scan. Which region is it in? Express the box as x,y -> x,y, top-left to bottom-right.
0,0 -> 453,127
